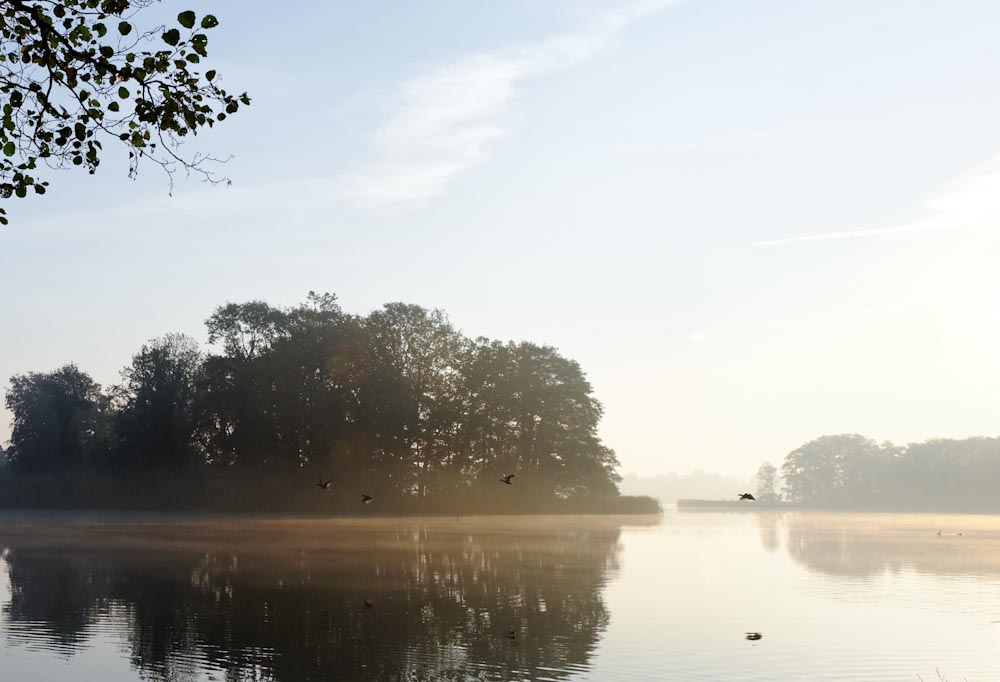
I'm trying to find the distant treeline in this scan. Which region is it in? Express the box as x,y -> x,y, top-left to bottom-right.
754,434 -> 1000,511
1,293 -> 658,514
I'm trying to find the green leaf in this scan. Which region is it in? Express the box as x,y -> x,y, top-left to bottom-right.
108,101 -> 120,112
118,22 -> 132,36
201,15 -> 219,29
118,87 -> 129,99
162,28 -> 180,46
177,11 -> 196,29
2,141 -> 14,157
191,34 -> 208,57
100,45 -> 113,58
205,69 -> 216,81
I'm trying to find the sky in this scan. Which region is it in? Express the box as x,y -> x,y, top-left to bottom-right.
3,0 -> 1000,477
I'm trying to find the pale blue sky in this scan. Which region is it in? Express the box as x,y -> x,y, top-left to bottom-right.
4,0 -> 1000,476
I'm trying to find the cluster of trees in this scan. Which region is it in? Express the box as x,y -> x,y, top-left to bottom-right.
754,433 -> 1000,510
2,293 -> 634,510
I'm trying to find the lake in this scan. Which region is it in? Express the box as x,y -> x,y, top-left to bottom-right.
1,510 -> 999,681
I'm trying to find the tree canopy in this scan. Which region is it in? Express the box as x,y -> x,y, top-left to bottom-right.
0,1 -> 247,223
4,363 -> 109,472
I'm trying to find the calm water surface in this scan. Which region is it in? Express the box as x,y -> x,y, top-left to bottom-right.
1,510 -> 1000,681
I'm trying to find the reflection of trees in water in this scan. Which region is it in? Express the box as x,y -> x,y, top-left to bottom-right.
761,513 -> 1000,578
0,523 -> 623,681
755,513 -> 782,554
3,549 -> 115,652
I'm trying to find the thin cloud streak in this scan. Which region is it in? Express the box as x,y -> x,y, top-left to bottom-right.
756,153 -> 1000,246
755,220 -> 954,246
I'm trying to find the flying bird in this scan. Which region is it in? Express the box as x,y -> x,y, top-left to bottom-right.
500,474 -> 515,485
316,479 -> 333,491
745,632 -> 763,641
361,494 -> 374,504
739,493 -> 756,501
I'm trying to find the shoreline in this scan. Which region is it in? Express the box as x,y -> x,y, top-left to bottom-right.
676,500 -> 1000,515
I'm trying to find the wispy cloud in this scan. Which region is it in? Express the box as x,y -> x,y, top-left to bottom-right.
756,153 -> 1000,246
755,222 -> 946,246
340,0 -> 678,213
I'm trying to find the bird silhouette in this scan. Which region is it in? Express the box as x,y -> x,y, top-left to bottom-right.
316,479 -> 333,491
361,494 -> 374,504
745,632 -> 763,641
500,474 -> 515,485
738,493 -> 756,501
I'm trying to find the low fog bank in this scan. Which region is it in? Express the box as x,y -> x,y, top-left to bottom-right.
620,471 -> 749,504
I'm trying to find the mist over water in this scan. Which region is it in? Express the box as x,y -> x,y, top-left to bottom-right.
1,511 -> 1000,681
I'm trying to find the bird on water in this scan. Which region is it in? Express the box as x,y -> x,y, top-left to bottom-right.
361,494 -> 374,504
738,493 -> 756,501
316,479 -> 333,491
500,474 -> 515,485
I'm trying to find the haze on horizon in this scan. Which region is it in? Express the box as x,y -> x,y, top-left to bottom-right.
3,0 -> 1000,478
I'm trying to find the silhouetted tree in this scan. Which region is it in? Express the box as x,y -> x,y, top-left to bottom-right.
4,364 -> 109,473
196,294 -> 371,474
364,303 -> 467,497
754,461 -> 780,502
113,334 -> 202,469
462,340 -> 620,498
196,300 -> 292,470
205,300 -> 290,362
